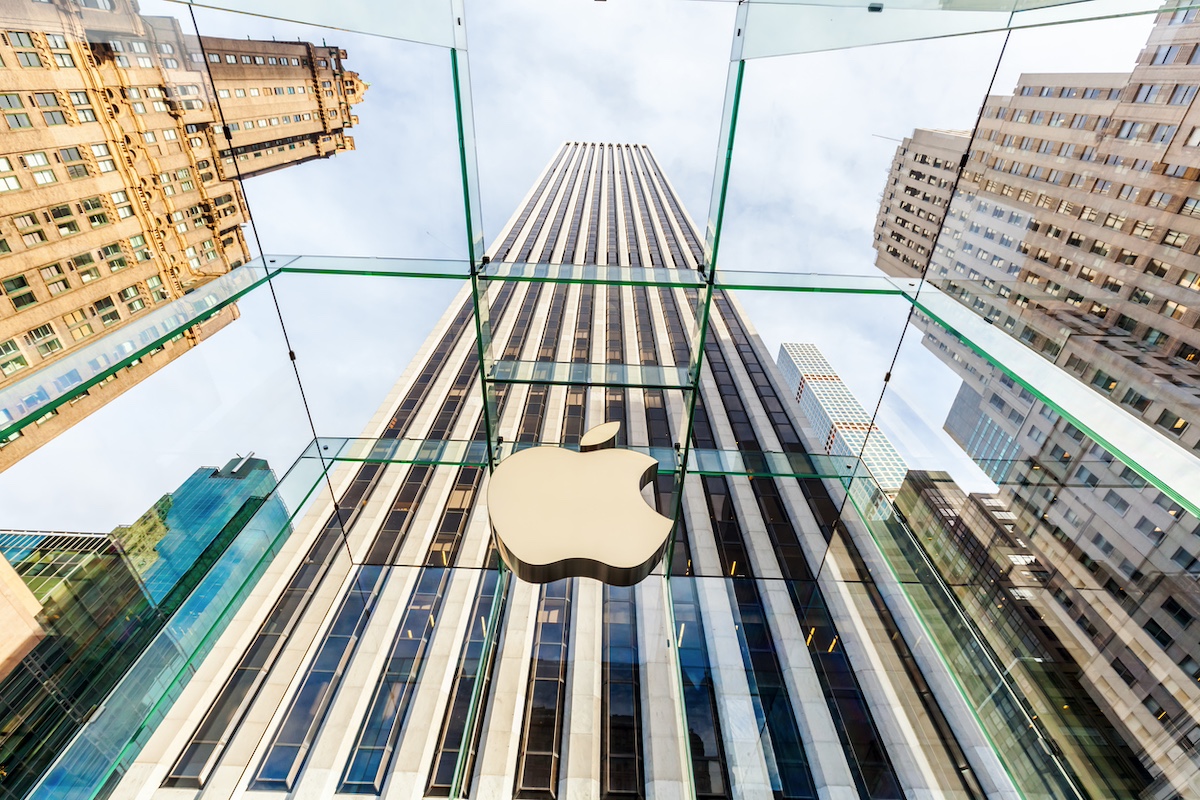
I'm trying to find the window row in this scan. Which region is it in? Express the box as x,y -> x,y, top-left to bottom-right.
1,237 -> 152,314
1012,85 -> 1122,101
216,85 -> 307,100
207,52 -> 304,67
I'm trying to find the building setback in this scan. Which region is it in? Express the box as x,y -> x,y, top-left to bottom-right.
0,0 -> 364,470
874,7 -> 1200,797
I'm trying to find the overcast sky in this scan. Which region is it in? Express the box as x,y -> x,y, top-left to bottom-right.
0,0 -> 1154,530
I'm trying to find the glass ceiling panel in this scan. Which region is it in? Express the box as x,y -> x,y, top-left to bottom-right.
168,0 -> 457,48
0,261 -> 276,440
738,0 -> 1169,59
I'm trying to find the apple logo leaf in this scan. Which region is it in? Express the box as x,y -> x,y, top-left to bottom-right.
487,421 -> 674,586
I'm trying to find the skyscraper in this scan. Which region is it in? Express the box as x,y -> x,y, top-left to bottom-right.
776,342 -> 909,497
873,8 -> 1200,795
71,141 -> 1112,800
0,455 -> 288,800
0,1 -> 364,469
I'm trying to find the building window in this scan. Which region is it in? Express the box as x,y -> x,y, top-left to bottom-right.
1136,516 -> 1165,542
1075,466 -> 1100,488
1103,490 -> 1131,515
1091,371 -> 1118,393
513,581 -> 573,798
25,323 -> 61,357
1156,409 -> 1189,436
1171,84 -> 1198,105
1163,229 -> 1190,249
1146,259 -> 1169,279
2,276 -> 36,310
600,585 -> 645,798
1155,44 -> 1182,62
1145,618 -> 1177,649
1163,597 -> 1194,628
1151,124 -> 1178,144
0,339 -> 27,376
1116,121 -> 1143,139
1135,83 -> 1162,103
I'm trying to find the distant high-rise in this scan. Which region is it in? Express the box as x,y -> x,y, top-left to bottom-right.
874,7 -> 1200,795
776,342 -> 909,496
0,1 -> 365,469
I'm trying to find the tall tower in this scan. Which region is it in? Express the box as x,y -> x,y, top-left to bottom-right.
0,2 -> 365,470
53,141 -> 1125,800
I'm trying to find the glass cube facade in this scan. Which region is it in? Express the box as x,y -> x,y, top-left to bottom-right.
0,1 -> 1199,799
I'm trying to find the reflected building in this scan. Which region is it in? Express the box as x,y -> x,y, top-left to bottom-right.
895,470 -> 1152,800
0,0 -> 364,470
874,7 -> 1200,796
0,454 -> 286,800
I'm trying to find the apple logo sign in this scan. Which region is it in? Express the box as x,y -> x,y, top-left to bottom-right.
486,421 -> 674,586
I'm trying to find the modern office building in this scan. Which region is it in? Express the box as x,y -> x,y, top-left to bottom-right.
0,454 -> 288,800
776,342 -> 909,496
47,140 -> 1126,800
894,470 -> 1151,800
873,8 -> 1200,795
0,0 -> 364,470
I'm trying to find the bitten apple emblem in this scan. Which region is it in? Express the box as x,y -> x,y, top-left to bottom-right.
486,421 -> 673,586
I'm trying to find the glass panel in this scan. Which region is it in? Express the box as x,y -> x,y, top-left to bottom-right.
172,0 -> 458,48
738,0 -> 1166,60
0,260 -> 276,439
26,449 -> 333,799
913,286 -> 1200,517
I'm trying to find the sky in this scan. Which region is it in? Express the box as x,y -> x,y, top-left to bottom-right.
0,0 -> 1155,530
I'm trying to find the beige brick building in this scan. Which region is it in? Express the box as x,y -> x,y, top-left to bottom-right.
0,0 -> 364,470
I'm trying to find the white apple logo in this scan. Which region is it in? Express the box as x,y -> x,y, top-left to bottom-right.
486,421 -> 674,586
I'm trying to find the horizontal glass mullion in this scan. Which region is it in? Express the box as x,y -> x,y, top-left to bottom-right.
488,360 -> 693,390
304,437 -> 491,466
271,254 -> 472,280
713,269 -> 920,295
687,448 -> 857,480
480,261 -> 704,289
306,437 -> 681,475
0,259 -> 284,440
